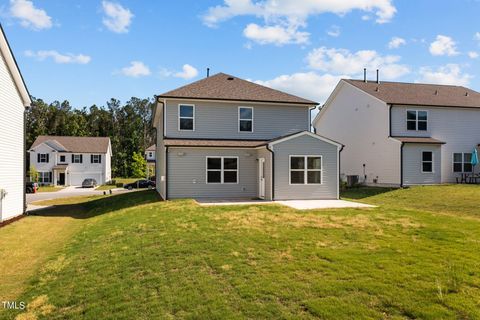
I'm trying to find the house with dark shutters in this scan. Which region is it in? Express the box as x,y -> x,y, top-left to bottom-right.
29,136 -> 112,186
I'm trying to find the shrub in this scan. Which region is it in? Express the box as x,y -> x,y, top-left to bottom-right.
116,182 -> 124,188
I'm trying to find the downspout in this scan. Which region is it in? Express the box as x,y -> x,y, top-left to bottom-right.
165,146 -> 169,200
266,144 -> 275,200
338,145 -> 344,199
388,104 -> 393,137
400,142 -> 404,187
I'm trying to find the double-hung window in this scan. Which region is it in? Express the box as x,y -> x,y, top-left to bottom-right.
91,154 -> 101,164
290,156 -> 322,185
38,172 -> 52,184
407,110 -> 428,131
421,151 -> 433,173
453,153 -> 473,173
179,104 -> 194,131
238,107 -> 253,132
59,155 -> 66,163
206,157 -> 238,184
38,153 -> 49,163
72,154 -> 82,164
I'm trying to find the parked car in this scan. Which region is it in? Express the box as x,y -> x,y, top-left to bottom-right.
26,182 -> 38,194
82,178 -> 97,188
124,180 -> 156,190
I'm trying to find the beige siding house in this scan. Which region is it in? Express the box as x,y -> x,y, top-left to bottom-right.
0,25 -> 32,222
29,136 -> 112,186
153,73 -> 342,200
314,79 -> 480,186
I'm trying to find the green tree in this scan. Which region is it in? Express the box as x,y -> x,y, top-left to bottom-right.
130,152 -> 147,178
29,165 -> 39,182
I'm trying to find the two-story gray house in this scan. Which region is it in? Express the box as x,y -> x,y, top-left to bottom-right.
314,79 -> 480,186
152,73 -> 342,200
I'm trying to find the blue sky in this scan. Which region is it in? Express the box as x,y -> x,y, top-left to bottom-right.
1,0 -> 480,107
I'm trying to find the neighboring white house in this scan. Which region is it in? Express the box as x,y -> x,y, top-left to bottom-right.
145,144 -> 156,162
29,136 -> 112,186
0,25 -> 32,222
314,78 -> 480,186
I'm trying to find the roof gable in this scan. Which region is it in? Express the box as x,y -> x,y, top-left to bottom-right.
344,79 -> 480,108
30,136 -> 111,154
158,73 -> 317,105
0,24 -> 31,107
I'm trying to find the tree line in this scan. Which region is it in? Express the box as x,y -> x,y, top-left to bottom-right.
26,97 -> 156,178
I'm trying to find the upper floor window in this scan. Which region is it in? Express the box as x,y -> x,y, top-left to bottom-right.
453,153 -> 472,173
91,154 -> 101,164
290,156 -> 322,185
407,110 -> 427,131
72,154 -> 83,164
239,107 -> 253,132
37,153 -> 49,163
421,151 -> 433,173
179,104 -> 194,131
59,155 -> 66,163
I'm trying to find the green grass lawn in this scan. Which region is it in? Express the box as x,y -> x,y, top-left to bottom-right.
2,186 -> 480,319
37,186 -> 64,193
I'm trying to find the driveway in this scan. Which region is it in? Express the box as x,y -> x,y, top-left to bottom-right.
27,186 -> 126,204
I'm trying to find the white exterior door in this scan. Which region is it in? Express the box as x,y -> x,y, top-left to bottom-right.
258,158 -> 265,199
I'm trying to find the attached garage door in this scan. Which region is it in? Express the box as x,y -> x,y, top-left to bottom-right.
69,173 -> 103,186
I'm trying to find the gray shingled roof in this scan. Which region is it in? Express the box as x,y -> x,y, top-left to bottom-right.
159,73 -> 317,105
344,79 -> 480,108
164,139 -> 268,148
30,136 -> 111,153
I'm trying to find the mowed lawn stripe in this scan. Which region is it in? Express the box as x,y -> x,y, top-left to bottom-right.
2,187 -> 480,319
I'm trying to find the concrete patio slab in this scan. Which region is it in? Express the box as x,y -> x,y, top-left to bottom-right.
276,200 -> 375,210
196,198 -> 375,210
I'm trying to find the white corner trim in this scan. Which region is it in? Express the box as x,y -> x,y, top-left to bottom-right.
0,27 -> 31,107
269,131 -> 343,148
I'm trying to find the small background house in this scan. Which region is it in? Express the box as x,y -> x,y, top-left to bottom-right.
29,136 -> 112,186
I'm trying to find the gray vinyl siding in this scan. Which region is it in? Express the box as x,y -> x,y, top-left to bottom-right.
392,105 -> 480,183
164,99 -> 309,140
272,135 -> 339,200
257,147 -> 272,201
402,144 -> 441,185
167,148 -> 257,199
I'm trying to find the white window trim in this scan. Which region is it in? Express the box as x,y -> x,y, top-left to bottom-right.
38,153 -> 48,163
178,104 -> 195,131
452,152 -> 473,173
289,155 -> 323,185
92,154 -> 101,164
205,156 -> 239,184
38,171 -> 51,183
238,106 -> 254,133
406,109 -> 428,131
421,151 -> 434,174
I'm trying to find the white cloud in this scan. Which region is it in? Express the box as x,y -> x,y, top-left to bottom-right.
474,32 -> 480,42
468,51 -> 479,59
388,37 -> 406,49
255,72 -> 344,104
9,0 -> 52,30
306,47 -> 410,80
203,0 -> 396,45
174,64 -> 199,80
102,1 -> 133,33
326,25 -> 340,37
429,35 -> 459,56
121,61 -> 151,77
418,64 -> 472,86
24,50 -> 91,64
243,23 -> 309,45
